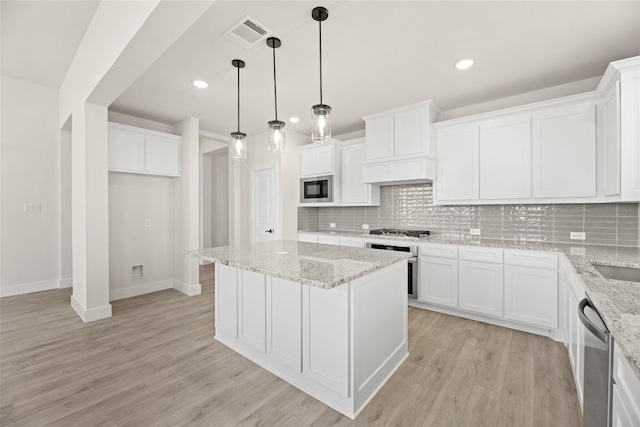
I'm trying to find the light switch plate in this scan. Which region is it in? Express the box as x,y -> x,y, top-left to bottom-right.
362,224 -> 369,230
470,228 -> 481,236
145,219 -> 151,227
24,203 -> 41,212
570,247 -> 586,256
329,223 -> 336,228
570,232 -> 586,240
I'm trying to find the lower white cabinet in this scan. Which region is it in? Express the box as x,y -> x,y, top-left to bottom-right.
504,265 -> 558,328
458,260 -> 504,317
267,277 -> 302,372
612,341 -> 640,426
298,233 -> 319,243
564,266 -> 585,409
238,270 -> 267,353
419,256 -> 457,307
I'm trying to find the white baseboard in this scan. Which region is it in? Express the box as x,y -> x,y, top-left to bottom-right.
109,279 -> 173,301
173,280 -> 202,296
0,279 -> 58,298
71,294 -> 112,323
59,278 -> 73,289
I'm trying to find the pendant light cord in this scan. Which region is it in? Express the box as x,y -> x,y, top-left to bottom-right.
237,65 -> 241,133
319,18 -> 323,104
272,45 -> 278,121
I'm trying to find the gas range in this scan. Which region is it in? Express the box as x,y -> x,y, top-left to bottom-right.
368,228 -> 430,238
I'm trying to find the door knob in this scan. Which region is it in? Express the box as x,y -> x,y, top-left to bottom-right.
265,229 -> 274,234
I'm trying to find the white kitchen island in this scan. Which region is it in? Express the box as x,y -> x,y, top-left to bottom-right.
191,240 -> 409,419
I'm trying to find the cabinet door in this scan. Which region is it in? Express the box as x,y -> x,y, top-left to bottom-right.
145,136 -> 181,176
108,128 -> 145,172
612,385 -> 639,427
339,237 -> 365,248
365,115 -> 394,160
620,69 -> 640,201
419,256 -> 458,308
435,126 -> 479,201
602,82 -> 621,196
568,283 -> 585,407
298,233 -> 319,243
480,116 -> 532,199
341,141 -> 368,204
613,341 -> 640,426
300,144 -> 334,177
267,277 -> 302,372
216,264 -> 238,338
458,260 -> 503,317
504,265 -> 558,328
238,270 -> 266,353
532,103 -> 596,198
394,108 -> 426,156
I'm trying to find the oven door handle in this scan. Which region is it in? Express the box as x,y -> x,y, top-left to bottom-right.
578,298 -> 608,344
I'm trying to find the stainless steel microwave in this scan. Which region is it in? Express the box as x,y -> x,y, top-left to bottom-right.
300,175 -> 333,203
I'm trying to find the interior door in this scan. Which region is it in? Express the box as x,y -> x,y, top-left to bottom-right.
252,167 -> 277,242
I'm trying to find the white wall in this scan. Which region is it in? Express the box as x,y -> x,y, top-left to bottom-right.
211,149 -> 229,247
108,173 -> 174,300
0,76 -> 61,296
230,129 -> 309,245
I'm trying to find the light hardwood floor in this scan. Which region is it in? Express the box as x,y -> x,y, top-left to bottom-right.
1,264 -> 582,426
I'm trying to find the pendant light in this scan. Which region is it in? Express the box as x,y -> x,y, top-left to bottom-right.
231,59 -> 247,161
311,6 -> 331,143
267,37 -> 285,153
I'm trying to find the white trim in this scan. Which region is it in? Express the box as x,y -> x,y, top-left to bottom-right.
59,278 -> 73,289
109,279 -> 173,301
70,294 -> 112,323
0,279 -> 59,297
173,279 -> 202,296
362,99 -> 441,120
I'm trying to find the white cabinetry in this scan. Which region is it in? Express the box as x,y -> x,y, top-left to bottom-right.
300,142 -> 338,177
612,341 -> 640,426
238,269 -> 266,353
361,100 -> 439,184
479,116 -> 532,199
318,235 -> 341,245
562,260 -> 585,409
598,57 -> 640,201
435,125 -> 479,201
458,260 -> 504,317
298,233 -> 319,243
504,265 -> 558,328
419,256 -> 457,308
532,103 -> 597,198
267,277 -> 302,372
108,122 -> 181,177
340,138 -> 380,206
339,237 -> 365,248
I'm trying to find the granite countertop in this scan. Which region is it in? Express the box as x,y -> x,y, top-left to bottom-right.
188,240 -> 409,289
302,230 -> 640,376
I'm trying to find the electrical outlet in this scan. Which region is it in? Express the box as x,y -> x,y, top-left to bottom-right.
570,232 -> 586,241
329,223 -> 336,228
24,203 -> 41,212
145,219 -> 151,228
362,224 -> 369,230
470,228 -> 481,236
570,247 -> 586,256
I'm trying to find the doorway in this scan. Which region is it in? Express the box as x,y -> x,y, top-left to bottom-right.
201,146 -> 229,248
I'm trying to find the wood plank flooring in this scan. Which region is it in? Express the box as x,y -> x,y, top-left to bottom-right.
1,264 -> 582,426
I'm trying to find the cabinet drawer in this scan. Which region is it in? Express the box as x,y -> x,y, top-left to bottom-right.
339,237 -> 365,248
459,246 -> 503,263
318,235 -> 340,245
504,250 -> 558,269
421,243 -> 458,259
298,233 -> 319,243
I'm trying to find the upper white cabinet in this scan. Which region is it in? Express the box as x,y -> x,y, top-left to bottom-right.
479,116 -> 532,199
435,125 -> 479,201
340,138 -> 380,206
300,142 -> 339,178
361,100 -> 440,184
532,103 -> 597,198
598,57 -> 640,201
108,122 -> 181,177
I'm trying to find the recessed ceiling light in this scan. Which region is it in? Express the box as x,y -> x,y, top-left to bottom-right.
289,117 -> 300,123
193,80 -> 208,89
455,58 -> 474,70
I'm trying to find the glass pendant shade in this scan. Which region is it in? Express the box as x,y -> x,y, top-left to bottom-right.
267,120 -> 286,153
230,131 -> 247,160
311,103 -> 332,143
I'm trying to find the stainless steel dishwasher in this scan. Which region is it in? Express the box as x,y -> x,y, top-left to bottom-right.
578,297 -> 612,427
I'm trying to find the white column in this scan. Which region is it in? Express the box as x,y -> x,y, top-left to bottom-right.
70,102 -> 111,322
173,117 -> 201,296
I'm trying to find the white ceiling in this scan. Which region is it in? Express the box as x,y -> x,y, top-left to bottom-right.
3,1 -> 640,138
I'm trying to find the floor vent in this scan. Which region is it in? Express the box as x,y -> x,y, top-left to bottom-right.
223,15 -> 273,49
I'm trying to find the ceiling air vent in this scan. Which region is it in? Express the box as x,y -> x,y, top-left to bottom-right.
223,16 -> 273,49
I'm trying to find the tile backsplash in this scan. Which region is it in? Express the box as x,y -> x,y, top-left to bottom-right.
298,183 -> 640,247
